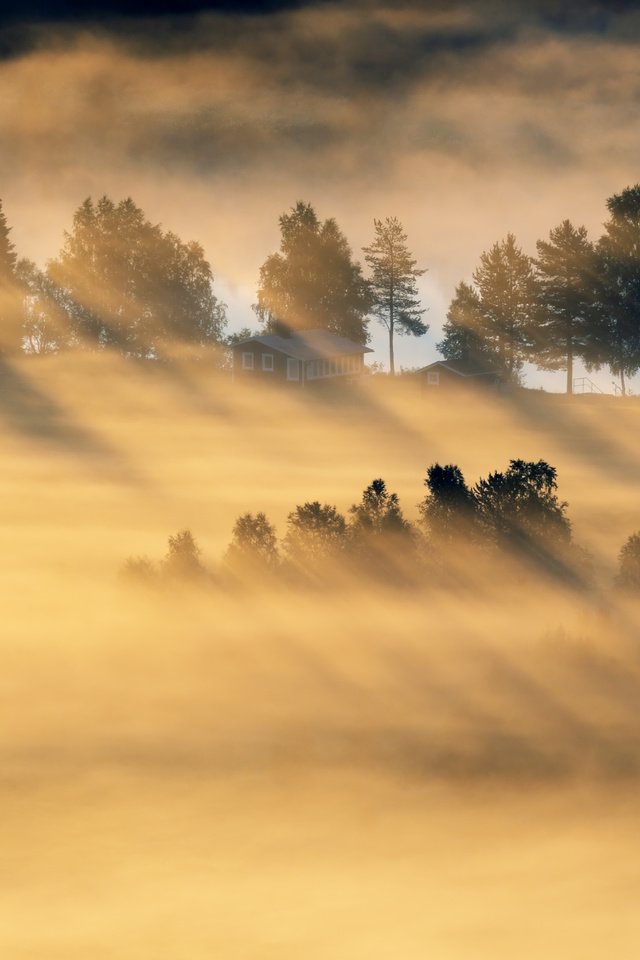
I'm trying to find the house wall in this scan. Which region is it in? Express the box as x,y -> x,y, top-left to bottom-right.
232,344 -> 291,381
233,343 -> 364,383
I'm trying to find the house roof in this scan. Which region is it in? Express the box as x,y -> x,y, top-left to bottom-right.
234,329 -> 373,361
419,359 -> 500,378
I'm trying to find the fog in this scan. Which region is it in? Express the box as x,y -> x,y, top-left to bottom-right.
3,1 -> 640,378
2,352 -> 640,956
3,1 -> 640,951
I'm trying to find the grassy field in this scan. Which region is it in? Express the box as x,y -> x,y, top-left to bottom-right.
3,353 -> 640,959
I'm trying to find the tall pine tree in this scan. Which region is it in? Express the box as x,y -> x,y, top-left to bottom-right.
471,233 -> 537,384
363,217 -> 427,374
533,220 -> 595,395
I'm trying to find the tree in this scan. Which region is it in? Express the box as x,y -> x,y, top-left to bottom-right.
224,512 -> 279,574
470,233 -> 538,384
437,281 -> 495,367
163,529 -> 207,582
349,478 -> 410,537
0,200 -> 23,353
616,532 -> 640,591
254,201 -> 371,343
17,259 -> 70,354
363,217 -> 427,374
48,196 -> 226,357
588,185 -> 640,395
533,220 -> 596,394
418,463 -> 477,544
473,459 -> 571,555
283,501 -> 347,569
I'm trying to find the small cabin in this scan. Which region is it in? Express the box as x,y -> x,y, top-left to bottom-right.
418,359 -> 502,390
232,329 -> 373,385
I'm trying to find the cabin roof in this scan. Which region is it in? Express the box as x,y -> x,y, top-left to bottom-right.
234,329 -> 373,361
419,359 -> 499,378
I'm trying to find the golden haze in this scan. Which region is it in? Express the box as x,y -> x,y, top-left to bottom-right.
2,353 -> 640,957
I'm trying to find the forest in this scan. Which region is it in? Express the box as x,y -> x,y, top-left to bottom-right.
122,458 -> 640,598
2,185 -> 640,393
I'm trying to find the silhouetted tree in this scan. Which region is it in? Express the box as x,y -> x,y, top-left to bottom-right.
254,201 -> 371,343
470,233 -> 538,384
419,463 -> 477,544
473,459 -> 571,555
616,532 -> 640,591
533,220 -> 596,394
349,477 -> 415,581
350,478 -> 410,536
437,281 -> 494,367
363,217 -> 427,374
588,185 -> 640,395
0,200 -> 23,353
224,512 -> 279,573
48,196 -> 226,357
163,529 -> 207,581
283,501 -> 347,570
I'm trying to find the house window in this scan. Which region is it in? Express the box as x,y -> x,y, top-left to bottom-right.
262,353 -> 274,371
242,352 -> 254,370
427,371 -> 440,385
287,358 -> 300,381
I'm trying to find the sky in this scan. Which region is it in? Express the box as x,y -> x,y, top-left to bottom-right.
1,0 -> 640,388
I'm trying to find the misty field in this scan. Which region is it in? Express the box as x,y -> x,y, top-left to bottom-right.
3,354 -> 640,959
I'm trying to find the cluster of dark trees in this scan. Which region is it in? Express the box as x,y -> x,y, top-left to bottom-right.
124,459 -> 597,591
439,186 -> 640,395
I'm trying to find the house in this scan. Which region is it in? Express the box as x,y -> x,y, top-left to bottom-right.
418,359 -> 502,389
232,329 -> 373,385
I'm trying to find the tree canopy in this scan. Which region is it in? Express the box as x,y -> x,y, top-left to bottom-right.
254,201 -> 371,344
48,196 -> 226,358
437,281 -> 495,368
589,185 -> 640,395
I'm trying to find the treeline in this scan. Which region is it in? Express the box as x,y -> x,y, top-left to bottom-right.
3,186 -> 640,392
440,186 -> 640,395
123,459 -> 622,593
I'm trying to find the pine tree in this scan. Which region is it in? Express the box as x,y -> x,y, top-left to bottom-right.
471,233 -> 537,383
533,220 -> 595,394
363,217 -> 427,374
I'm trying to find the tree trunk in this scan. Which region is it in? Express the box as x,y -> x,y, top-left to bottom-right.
389,287 -> 395,375
620,364 -> 626,396
566,338 -> 573,395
